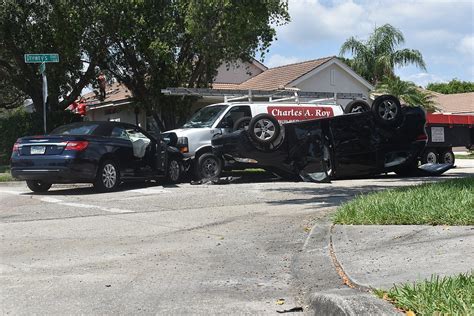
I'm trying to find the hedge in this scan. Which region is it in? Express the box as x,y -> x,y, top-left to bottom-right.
0,110 -> 81,165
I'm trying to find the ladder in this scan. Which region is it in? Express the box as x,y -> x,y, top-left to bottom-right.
161,87 -> 365,103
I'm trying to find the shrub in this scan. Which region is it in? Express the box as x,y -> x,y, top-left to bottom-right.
0,110 -> 81,164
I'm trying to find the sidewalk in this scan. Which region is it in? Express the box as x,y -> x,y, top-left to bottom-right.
307,224 -> 474,315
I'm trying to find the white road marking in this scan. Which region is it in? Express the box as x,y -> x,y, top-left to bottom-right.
38,197 -> 134,213
0,189 -> 22,195
40,197 -> 62,203
0,189 -> 134,213
126,187 -> 170,195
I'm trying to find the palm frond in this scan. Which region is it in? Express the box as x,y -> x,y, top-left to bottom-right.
392,49 -> 427,70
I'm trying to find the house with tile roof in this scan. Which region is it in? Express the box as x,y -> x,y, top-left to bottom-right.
82,56 -> 374,129
212,56 -> 374,108
431,91 -> 474,114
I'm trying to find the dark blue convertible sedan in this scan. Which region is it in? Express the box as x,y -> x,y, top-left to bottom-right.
11,121 -> 183,192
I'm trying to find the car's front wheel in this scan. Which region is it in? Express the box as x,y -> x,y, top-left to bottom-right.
26,180 -> 52,193
94,160 -> 120,192
166,158 -> 182,184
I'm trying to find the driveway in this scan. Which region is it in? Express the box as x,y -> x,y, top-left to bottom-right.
1,160 -> 473,315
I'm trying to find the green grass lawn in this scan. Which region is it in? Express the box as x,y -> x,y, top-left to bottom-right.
333,177 -> 474,225
456,154 -> 474,159
375,273 -> 474,315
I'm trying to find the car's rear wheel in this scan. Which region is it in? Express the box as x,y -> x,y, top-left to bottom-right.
421,149 -> 438,164
372,95 -> 403,128
26,180 -> 52,193
344,100 -> 370,114
248,114 -> 280,145
94,160 -> 120,192
233,117 -> 251,131
196,153 -> 222,180
166,158 -> 182,183
440,149 -> 455,164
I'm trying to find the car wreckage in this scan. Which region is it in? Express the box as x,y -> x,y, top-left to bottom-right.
212,95 -> 453,182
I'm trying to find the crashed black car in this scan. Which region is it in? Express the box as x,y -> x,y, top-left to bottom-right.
212,95 -> 452,182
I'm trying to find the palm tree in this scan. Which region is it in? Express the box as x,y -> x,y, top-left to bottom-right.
375,76 -> 438,112
340,24 -> 426,85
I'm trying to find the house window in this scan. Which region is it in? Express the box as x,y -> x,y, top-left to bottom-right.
330,69 -> 336,86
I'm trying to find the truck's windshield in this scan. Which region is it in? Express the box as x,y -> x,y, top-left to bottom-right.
182,104 -> 228,128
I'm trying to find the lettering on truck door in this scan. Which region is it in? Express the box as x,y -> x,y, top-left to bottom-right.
267,106 -> 334,123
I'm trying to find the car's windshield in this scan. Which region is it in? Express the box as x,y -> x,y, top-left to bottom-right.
50,123 -> 99,135
182,104 -> 228,128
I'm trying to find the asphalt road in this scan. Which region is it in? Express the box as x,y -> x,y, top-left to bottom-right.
1,160 -> 473,315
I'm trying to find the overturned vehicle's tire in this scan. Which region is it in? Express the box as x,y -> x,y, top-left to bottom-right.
344,100 -> 370,114
248,114 -> 281,145
372,95 -> 403,128
233,116 -> 252,131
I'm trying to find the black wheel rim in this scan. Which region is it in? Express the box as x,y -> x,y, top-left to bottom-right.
201,157 -> 219,178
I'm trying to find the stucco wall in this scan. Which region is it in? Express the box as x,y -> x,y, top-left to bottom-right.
86,105 -> 147,128
295,63 -> 372,107
214,61 -> 264,84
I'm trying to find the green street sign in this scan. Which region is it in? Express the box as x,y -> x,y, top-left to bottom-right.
24,53 -> 59,63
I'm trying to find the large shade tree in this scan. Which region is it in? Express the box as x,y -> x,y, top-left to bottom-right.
94,0 -> 289,129
0,1 -> 106,113
340,24 -> 426,85
1,0 -> 289,129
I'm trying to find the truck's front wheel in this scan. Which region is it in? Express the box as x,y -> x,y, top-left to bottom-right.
196,153 -> 222,180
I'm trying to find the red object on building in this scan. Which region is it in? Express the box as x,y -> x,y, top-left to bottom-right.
76,102 -> 87,116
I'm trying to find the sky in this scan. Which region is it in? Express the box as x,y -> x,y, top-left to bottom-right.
263,0 -> 474,87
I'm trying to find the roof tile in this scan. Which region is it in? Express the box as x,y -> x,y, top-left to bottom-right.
218,56 -> 335,91
433,92 -> 474,114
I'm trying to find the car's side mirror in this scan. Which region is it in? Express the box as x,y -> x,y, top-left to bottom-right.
220,116 -> 233,128
162,132 -> 178,147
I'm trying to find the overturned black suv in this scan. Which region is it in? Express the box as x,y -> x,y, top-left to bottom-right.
212,95 -> 452,182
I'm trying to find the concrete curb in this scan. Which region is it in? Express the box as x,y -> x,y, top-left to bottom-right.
309,288 -> 399,315
304,223 -> 401,315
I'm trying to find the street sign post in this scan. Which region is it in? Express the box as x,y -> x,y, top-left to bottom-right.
25,54 -> 59,133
